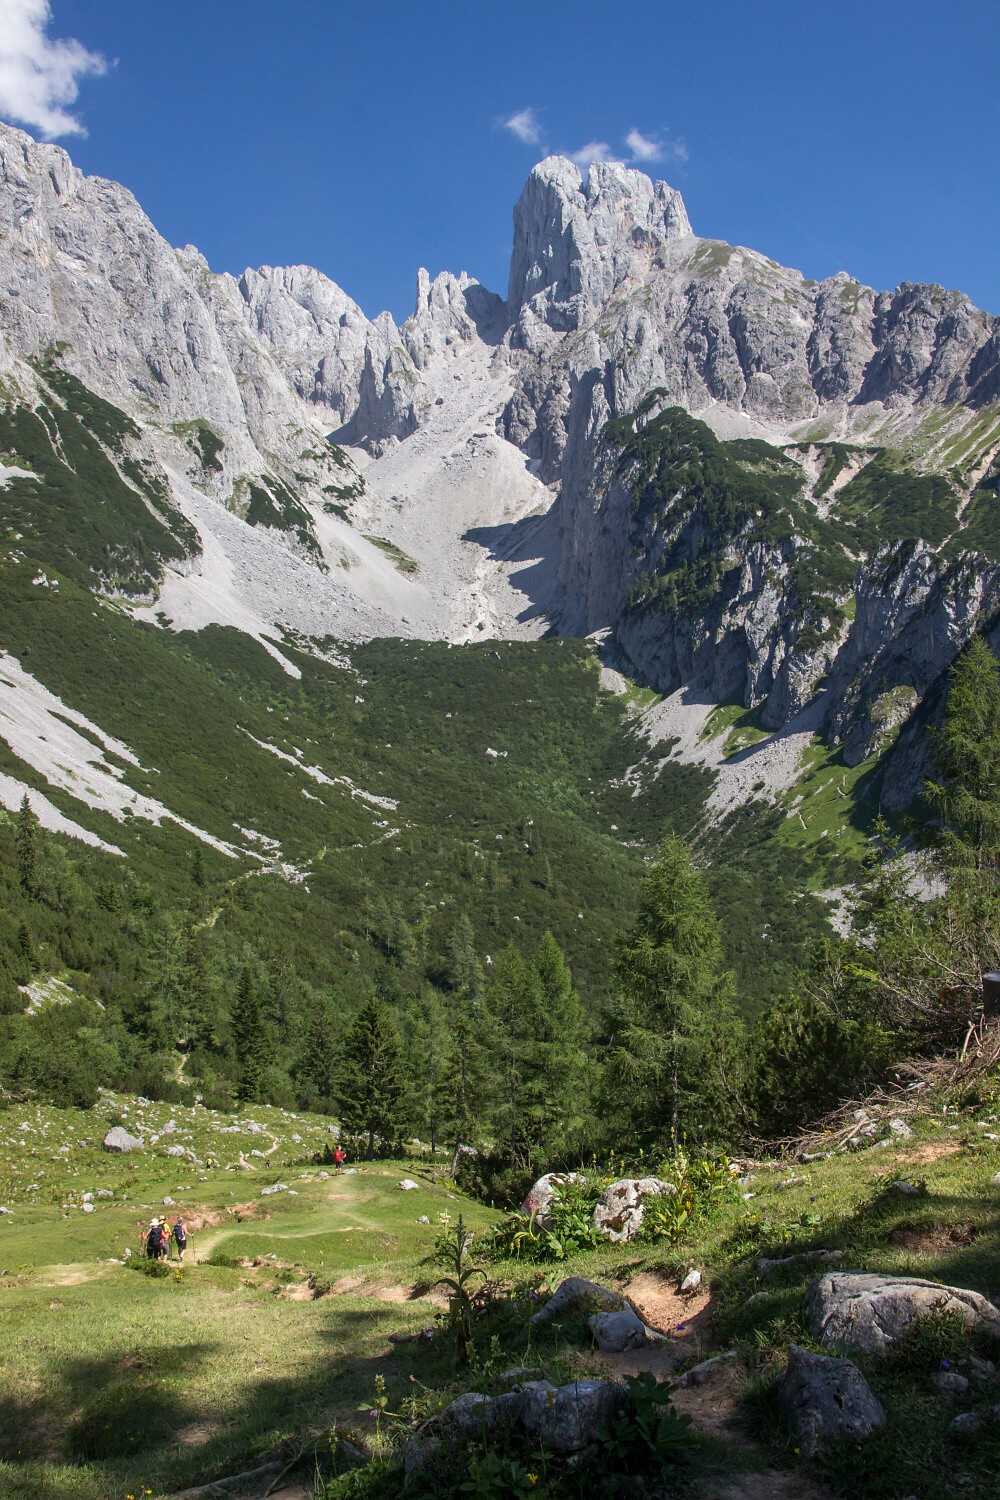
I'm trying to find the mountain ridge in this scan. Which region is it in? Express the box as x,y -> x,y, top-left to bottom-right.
0,120 -> 999,819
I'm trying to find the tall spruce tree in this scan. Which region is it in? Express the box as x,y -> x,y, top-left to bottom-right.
296,996 -> 341,1111
439,997 -> 493,1156
609,836 -> 731,1150
531,931 -> 591,1153
232,965 -> 274,1104
336,997 -> 405,1156
16,794 -> 39,901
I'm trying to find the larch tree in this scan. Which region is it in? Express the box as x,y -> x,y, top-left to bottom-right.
609,836 -> 731,1150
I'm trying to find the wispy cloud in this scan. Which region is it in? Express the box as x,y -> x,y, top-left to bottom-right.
624,128 -> 689,166
502,107 -> 543,146
624,128 -> 661,163
0,0 -> 107,138
569,140 -> 621,169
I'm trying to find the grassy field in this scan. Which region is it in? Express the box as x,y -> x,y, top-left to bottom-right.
1,1093 -> 998,1499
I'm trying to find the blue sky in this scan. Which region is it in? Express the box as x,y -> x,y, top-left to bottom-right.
3,1 -> 998,322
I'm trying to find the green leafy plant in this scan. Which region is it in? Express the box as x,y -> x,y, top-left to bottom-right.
596,1372 -> 695,1472
432,1214 -> 489,1356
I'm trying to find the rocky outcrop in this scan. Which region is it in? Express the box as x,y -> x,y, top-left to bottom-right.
403,1379 -> 624,1478
805,1271 -> 1000,1355
103,1126 -> 143,1152
777,1344 -> 886,1455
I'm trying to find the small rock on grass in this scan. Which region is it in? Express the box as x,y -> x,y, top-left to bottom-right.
398,1179 -> 419,1191
932,1370 -> 970,1396
589,1306 -> 657,1353
680,1268 -> 702,1292
677,1350 -> 738,1387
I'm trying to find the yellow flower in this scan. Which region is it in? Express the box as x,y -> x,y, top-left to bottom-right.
528,1477 -> 538,1486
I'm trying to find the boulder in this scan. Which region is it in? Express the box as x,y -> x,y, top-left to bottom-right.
519,1379 -> 623,1452
592,1177 -> 674,1243
777,1344 -> 887,1455
588,1306 -> 654,1353
103,1126 -> 143,1153
530,1276 -> 626,1328
805,1271 -> 1000,1355
403,1382 -> 614,1479
520,1171 -> 581,1228
165,1145 -> 186,1157
398,1179 -> 419,1191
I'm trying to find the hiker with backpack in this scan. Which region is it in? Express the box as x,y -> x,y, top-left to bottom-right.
333,1145 -> 345,1174
145,1217 -> 166,1260
173,1218 -> 188,1262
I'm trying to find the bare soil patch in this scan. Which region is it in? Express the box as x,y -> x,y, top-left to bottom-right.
896,1141 -> 962,1165
173,1421 -> 218,1448
624,1271 -> 715,1344
324,1273 -> 447,1308
705,1473 -> 832,1499
888,1221 -> 978,1252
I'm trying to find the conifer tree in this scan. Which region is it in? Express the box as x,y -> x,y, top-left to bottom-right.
531,930 -> 591,1152
487,945 -> 548,1172
439,998 -> 493,1155
443,913 -> 484,998
16,795 -> 38,901
232,965 -> 274,1104
925,635 -> 1000,875
336,997 -> 405,1156
296,996 -> 341,1110
609,836 -> 731,1150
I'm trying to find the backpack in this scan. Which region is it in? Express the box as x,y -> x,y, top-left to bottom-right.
147,1224 -> 163,1250
174,1222 -> 187,1245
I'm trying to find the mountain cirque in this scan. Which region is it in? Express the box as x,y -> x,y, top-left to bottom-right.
0,122 -> 999,801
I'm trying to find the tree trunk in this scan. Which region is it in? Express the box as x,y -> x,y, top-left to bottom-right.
671,1027 -> 679,1154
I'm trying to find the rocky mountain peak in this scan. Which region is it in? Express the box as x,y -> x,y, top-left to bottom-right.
507,154 -> 692,336
405,267 -> 506,367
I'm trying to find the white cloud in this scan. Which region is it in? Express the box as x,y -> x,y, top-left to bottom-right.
569,140 -> 621,169
624,128 -> 661,163
624,128 -> 689,166
503,107 -> 542,146
0,0 -> 106,139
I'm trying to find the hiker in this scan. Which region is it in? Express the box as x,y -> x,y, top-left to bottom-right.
145,1217 -> 166,1260
333,1144 -> 345,1174
173,1218 -> 188,1262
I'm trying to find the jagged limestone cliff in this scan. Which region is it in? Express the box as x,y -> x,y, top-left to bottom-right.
0,123 -> 998,808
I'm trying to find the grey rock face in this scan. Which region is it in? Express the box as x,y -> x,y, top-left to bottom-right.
592,1177 -> 675,1243
777,1344 -> 886,1455
103,1126 -> 143,1153
530,1276 -> 625,1327
520,1379 -> 623,1451
805,1272 -> 1000,1355
403,1379 -> 622,1479
508,157 -> 691,338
